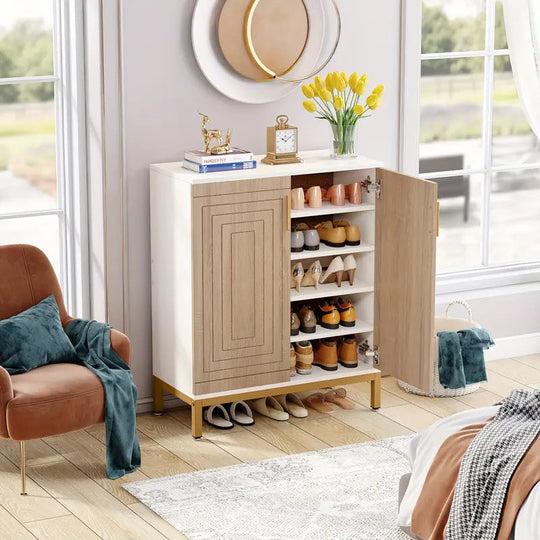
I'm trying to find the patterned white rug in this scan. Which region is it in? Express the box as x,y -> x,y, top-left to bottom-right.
124,435 -> 413,540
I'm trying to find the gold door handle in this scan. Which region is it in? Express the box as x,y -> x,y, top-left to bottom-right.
286,194 -> 291,231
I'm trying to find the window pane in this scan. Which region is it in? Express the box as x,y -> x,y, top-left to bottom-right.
0,83 -> 56,213
0,1 -> 54,78
494,0 -> 508,49
492,57 -> 540,167
420,58 -> 484,172
490,168 -> 540,265
0,214 -> 61,276
435,173 -> 484,273
422,0 -> 485,54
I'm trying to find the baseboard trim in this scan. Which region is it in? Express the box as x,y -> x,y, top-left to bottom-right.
136,394 -> 186,414
484,332 -> 540,361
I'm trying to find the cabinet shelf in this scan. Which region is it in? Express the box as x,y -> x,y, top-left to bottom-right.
290,243 -> 374,261
290,319 -> 373,343
291,201 -> 375,220
290,281 -> 373,302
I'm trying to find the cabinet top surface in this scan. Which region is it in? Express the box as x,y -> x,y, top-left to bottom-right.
150,149 -> 383,184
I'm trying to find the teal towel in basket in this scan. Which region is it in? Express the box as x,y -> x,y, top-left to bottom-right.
437,328 -> 493,389
65,319 -> 141,480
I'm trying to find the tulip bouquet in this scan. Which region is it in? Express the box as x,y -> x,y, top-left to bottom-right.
301,71 -> 384,157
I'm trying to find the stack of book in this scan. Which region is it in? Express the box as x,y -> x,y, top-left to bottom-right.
183,148 -> 256,173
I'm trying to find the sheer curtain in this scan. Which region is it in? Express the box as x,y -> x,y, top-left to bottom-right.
502,0 -> 540,137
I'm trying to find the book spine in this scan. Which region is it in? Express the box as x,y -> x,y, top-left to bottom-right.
184,152 -> 254,165
183,160 -> 257,173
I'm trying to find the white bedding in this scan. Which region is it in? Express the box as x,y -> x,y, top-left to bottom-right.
397,406 -> 540,540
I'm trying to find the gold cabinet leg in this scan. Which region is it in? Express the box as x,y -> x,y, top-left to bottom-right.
370,373 -> 381,410
191,401 -> 203,439
153,377 -> 164,416
19,441 -> 26,496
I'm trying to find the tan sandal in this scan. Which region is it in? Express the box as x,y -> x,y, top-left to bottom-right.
303,392 -> 334,413
323,388 -> 355,409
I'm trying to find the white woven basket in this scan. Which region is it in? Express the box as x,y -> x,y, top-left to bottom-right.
398,300 -> 482,397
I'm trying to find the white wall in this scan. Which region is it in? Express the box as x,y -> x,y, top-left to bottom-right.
121,0 -> 403,400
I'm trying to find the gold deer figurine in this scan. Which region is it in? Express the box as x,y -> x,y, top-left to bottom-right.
200,113 -> 232,155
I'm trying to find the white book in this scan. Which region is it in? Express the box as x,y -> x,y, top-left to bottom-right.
184,148 -> 253,165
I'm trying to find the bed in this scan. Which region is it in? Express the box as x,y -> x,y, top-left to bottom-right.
397,406 -> 540,540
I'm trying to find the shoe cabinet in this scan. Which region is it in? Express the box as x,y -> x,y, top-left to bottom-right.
150,150 -> 438,437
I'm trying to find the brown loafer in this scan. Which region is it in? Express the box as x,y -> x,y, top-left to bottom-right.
313,339 -> 338,371
315,221 -> 346,247
333,219 -> 361,246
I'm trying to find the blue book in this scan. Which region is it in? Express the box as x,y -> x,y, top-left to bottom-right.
183,159 -> 257,173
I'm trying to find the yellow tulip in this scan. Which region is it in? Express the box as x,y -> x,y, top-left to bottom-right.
334,74 -> 347,92
366,94 -> 380,109
310,83 -> 320,98
354,79 -> 367,95
340,72 -> 348,84
302,84 -> 314,98
349,72 -> 359,89
320,89 -> 332,102
303,100 -> 317,113
325,72 -> 335,92
373,84 -> 385,96
353,104 -> 365,115
334,95 -> 344,110
315,76 -> 325,92
360,73 -> 368,84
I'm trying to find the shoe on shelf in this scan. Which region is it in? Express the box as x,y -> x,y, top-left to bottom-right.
306,185 -> 322,208
315,221 -> 346,248
338,337 -> 358,368
298,305 -> 316,333
290,311 -> 300,336
291,231 -> 304,253
300,260 -> 322,289
293,224 -> 320,251
313,339 -> 339,371
315,301 -> 340,329
343,254 -> 357,286
319,256 -> 345,287
291,187 -> 304,210
326,184 -> 346,206
346,182 -> 362,204
294,341 -> 313,375
290,345 -> 297,376
290,262 -> 304,292
336,297 -> 356,327
333,219 -> 361,246
276,393 -> 308,418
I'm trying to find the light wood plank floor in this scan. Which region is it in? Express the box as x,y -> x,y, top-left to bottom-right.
0,355 -> 538,539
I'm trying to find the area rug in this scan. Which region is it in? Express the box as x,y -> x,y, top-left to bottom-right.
124,435 -> 413,540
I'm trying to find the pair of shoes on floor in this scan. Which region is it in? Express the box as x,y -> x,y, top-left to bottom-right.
249,394 -> 308,420
291,223 -> 319,253
315,220 -> 360,247
315,298 -> 356,329
204,401 -> 254,430
313,336 -> 358,371
291,341 -> 314,375
303,388 -> 355,413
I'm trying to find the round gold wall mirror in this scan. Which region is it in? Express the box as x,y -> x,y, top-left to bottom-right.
191,0 -> 341,103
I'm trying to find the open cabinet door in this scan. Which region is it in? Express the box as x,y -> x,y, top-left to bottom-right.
374,168 -> 437,392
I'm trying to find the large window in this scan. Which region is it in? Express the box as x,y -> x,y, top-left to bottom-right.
418,0 -> 540,275
0,1 -> 86,310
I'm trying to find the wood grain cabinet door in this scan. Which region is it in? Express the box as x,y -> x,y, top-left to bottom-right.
374,168 -> 438,392
192,184 -> 290,394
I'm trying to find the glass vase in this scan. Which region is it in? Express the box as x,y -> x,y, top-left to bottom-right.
331,123 -> 357,159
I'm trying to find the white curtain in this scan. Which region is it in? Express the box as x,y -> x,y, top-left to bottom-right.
502,0 -> 540,138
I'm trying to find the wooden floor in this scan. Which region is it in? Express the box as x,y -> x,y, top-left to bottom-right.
0,355 -> 539,539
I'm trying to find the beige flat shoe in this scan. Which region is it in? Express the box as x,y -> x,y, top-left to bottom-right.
323,388 -> 355,409
303,392 -> 335,413
249,396 -> 289,421
276,393 -> 308,418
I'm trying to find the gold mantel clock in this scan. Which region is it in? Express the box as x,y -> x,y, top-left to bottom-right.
262,115 -> 302,165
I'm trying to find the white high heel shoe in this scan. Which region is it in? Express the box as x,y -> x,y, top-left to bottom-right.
319,256 -> 345,287
343,255 -> 357,286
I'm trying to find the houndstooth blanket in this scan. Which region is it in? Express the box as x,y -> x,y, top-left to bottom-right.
446,389 -> 540,540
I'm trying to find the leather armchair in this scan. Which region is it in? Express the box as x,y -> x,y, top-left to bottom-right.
0,244 -> 130,494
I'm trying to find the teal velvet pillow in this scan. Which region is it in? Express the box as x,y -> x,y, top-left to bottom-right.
0,295 -> 76,375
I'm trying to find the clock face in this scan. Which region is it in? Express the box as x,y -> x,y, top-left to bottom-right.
275,129 -> 297,154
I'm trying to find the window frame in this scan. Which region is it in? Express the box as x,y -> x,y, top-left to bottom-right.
0,0 -> 89,316
400,0 -> 540,293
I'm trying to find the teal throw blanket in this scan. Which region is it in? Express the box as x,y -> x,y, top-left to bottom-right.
65,319 -> 141,479
438,328 -> 493,389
